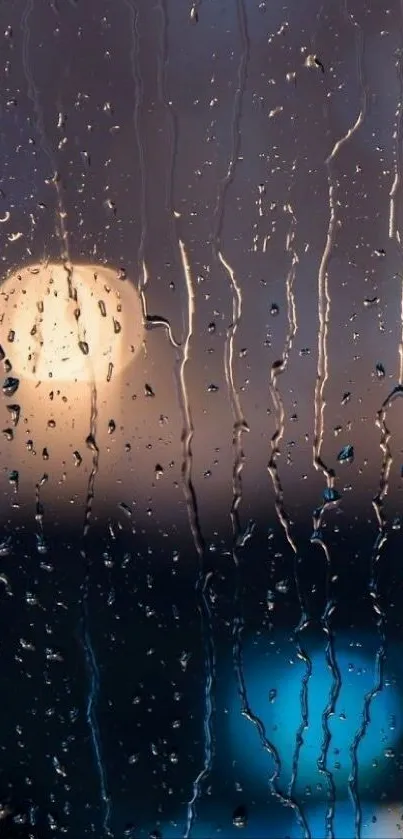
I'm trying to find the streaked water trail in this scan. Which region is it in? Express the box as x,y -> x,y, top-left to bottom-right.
346,6 -> 396,836
312,5 -> 367,830
265,204 -> 310,835
177,240 -> 215,839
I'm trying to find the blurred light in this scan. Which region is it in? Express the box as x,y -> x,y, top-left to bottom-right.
227,636 -> 402,793
1,262 -> 143,383
289,802 -> 403,838
0,262 -> 144,525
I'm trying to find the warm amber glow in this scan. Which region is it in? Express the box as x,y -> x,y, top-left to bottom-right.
0,262 -> 143,383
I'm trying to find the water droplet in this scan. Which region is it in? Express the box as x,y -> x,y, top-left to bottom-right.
338,444 -> 354,464
86,434 -> 98,452
0,537 -> 11,557
6,404 -> 20,426
113,318 -> 121,334
376,362 -> 385,378
233,805 -> 248,828
208,321 -> 216,333
145,383 -> 155,397
341,392 -> 351,405
73,451 -> 82,467
8,470 -> 18,488
268,688 -> 277,702
98,300 -> 107,317
80,150 -> 90,167
270,302 -> 279,316
7,329 -> 15,342
2,428 -> 13,441
364,296 -> 379,307
208,383 -> 219,393
0,346 -> 5,361
78,340 -> 89,355
108,419 -> 116,434
323,487 -> 341,504
155,464 -> 164,480
2,376 -> 19,396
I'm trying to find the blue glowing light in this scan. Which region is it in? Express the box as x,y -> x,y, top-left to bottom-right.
226,635 -> 402,795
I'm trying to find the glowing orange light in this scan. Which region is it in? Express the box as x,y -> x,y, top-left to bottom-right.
0,262 -> 143,384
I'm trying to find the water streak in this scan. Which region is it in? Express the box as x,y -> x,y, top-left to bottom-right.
81,598 -> 112,837
312,5 -> 367,830
349,385 -> 402,838
340,7 -> 388,837
177,240 -> 215,839
124,0 -> 147,275
265,205 -> 310,833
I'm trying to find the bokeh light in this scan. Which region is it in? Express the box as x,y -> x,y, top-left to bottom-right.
227,635 -> 402,795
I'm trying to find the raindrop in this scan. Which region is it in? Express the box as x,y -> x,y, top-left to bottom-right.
233,805 -> 248,828
375,362 -> 385,379
113,318 -> 121,334
145,383 -> 155,397
364,296 -> 379,307
80,150 -> 90,167
7,329 -> 15,342
155,464 -> 164,480
0,346 -> 5,361
2,377 -> 19,396
8,470 -> 18,489
270,302 -> 279,316
337,445 -> 354,464
0,538 -> 11,557
78,340 -> 89,355
341,391 -> 351,405
73,451 -> 82,467
86,434 -> 98,452
208,383 -> 219,393
98,300 -> 107,317
208,321 -> 216,333
2,428 -> 13,441
108,419 -> 116,435
304,53 -> 325,72
6,404 -> 20,426
323,487 -> 341,504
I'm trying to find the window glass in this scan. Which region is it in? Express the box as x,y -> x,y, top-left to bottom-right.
0,1 -> 402,836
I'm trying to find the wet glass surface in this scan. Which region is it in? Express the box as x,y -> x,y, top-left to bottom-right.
0,0 -> 403,836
